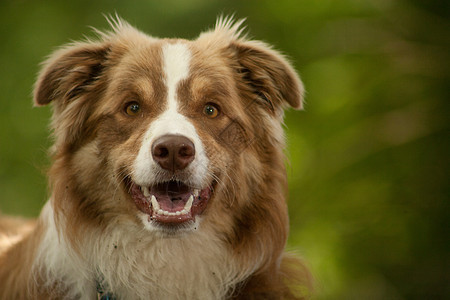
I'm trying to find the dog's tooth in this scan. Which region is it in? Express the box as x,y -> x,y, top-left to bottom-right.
184,195 -> 194,212
142,186 -> 150,197
163,211 -> 169,216
176,211 -> 181,216
181,209 -> 188,215
150,195 -> 159,210
158,209 -> 164,215
193,189 -> 199,197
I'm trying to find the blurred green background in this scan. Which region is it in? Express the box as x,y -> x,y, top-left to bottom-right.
0,0 -> 448,299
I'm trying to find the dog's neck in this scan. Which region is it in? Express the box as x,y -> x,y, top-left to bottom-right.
32,201 -> 256,299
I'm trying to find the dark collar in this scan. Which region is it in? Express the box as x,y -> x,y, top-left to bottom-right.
96,280 -> 116,300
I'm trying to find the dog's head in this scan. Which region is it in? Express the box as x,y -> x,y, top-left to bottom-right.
34,18 -> 303,239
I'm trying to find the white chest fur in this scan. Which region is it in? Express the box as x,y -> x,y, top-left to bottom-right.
33,203 -> 248,299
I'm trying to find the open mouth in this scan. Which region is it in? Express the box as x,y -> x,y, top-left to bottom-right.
128,179 -> 212,225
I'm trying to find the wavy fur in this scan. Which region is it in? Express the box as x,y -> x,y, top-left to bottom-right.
0,17 -> 312,299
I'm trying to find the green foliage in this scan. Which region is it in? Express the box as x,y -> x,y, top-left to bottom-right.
0,0 -> 448,298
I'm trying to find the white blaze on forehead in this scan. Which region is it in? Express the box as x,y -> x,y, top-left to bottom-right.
164,43 -> 191,95
133,42 -> 209,187
155,42 -> 192,134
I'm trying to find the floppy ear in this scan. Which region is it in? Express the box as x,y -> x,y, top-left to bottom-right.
231,40 -> 304,111
34,41 -> 110,106
33,41 -> 111,148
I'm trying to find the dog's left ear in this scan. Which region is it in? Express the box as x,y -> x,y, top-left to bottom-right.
34,41 -> 110,107
231,40 -> 304,111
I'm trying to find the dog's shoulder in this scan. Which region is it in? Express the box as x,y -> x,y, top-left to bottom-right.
0,214 -> 36,254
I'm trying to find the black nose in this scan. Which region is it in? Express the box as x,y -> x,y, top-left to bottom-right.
151,134 -> 195,172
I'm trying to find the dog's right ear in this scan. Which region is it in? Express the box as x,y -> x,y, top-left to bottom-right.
34,41 -> 110,106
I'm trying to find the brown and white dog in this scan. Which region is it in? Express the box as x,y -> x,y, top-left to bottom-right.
0,18 -> 311,299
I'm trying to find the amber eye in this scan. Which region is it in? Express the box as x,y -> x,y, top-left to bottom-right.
125,102 -> 141,116
203,104 -> 219,118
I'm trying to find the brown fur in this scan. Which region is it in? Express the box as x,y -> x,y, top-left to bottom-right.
0,18 -> 312,299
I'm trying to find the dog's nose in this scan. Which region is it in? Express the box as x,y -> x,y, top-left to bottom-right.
152,134 -> 195,172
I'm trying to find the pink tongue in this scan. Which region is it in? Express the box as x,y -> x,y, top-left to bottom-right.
150,181 -> 192,212
156,195 -> 188,212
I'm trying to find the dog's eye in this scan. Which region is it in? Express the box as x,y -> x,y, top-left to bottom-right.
203,104 -> 219,119
125,102 -> 141,116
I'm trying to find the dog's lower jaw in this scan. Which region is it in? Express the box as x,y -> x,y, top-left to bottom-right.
138,212 -> 202,235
